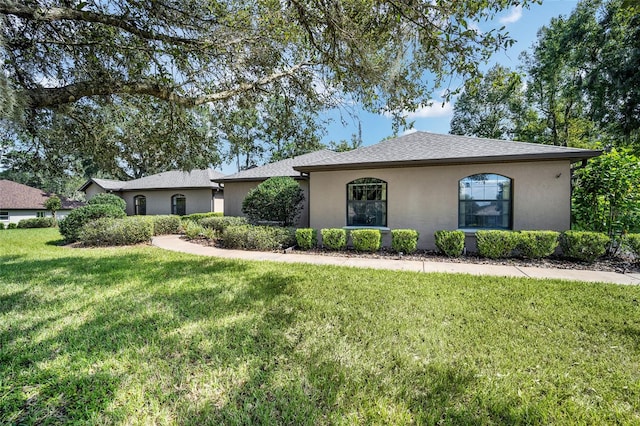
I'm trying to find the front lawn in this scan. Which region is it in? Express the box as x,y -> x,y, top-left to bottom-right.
1,229 -> 639,424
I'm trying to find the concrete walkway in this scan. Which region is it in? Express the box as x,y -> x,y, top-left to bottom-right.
152,235 -> 640,285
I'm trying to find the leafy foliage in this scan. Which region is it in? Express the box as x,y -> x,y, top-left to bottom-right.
295,228 -> 318,250
7,223 -> 17,229
517,231 -> 560,259
476,230 -> 519,259
350,229 -> 381,252
180,212 -> 223,224
150,215 -> 182,236
17,218 -> 56,229
321,228 -> 347,251
87,193 -> 127,212
624,234 -> 640,260
78,217 -> 154,246
560,231 -> 609,262
222,225 -> 295,251
59,204 -> 127,242
434,230 -> 465,257
183,220 -> 205,240
572,149 -> 640,252
242,177 -> 304,226
391,229 -> 420,254
200,216 -> 249,233
44,196 -> 62,221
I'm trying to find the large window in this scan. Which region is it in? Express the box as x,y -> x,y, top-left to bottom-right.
171,194 -> 186,216
0,211 -> 8,221
36,211 -> 46,218
459,174 -> 512,229
347,178 -> 387,227
134,195 -> 147,215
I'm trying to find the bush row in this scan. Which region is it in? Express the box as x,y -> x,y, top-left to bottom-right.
222,225 -> 295,251
17,218 -> 57,228
294,228 -> 420,254
77,215 -> 182,246
293,228 -> 622,263
181,212 -> 223,223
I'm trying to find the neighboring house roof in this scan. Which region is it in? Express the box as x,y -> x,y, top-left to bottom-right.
0,179 -> 85,210
80,169 -> 224,192
217,150 -> 339,182
294,132 -> 602,172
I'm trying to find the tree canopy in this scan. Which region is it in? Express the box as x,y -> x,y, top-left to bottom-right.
0,0 -> 531,187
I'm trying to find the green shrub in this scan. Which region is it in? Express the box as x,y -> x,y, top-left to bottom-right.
476,230 -> 519,259
59,204 -> 126,242
242,176 -> 305,226
200,216 -> 248,232
181,212 -> 223,223
17,217 -> 56,228
7,223 -> 17,229
518,231 -> 559,259
391,229 -> 420,254
223,225 -> 295,251
295,228 -> 317,250
0,223 -> 4,230
351,229 -> 381,252
183,220 -> 204,240
560,231 -> 609,262
87,193 -> 126,211
79,217 -> 153,246
202,227 -> 216,240
625,234 -> 640,259
434,230 -> 465,257
151,215 -> 182,235
321,228 -> 347,251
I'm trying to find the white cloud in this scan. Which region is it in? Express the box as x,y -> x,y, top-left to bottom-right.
499,6 -> 523,24
404,101 -> 453,119
400,128 -> 418,136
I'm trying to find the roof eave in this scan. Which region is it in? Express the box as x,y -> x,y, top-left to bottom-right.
294,151 -> 603,172
215,174 -> 309,183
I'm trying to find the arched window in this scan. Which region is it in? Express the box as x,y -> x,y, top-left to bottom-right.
134,195 -> 146,215
171,194 -> 186,216
347,178 -> 387,227
459,174 -> 512,229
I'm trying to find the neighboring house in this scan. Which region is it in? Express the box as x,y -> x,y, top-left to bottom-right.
215,150 -> 339,227
0,179 -> 85,225
80,169 -> 224,216
290,132 -> 601,250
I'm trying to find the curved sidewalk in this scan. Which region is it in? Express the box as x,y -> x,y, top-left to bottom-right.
152,235 -> 640,285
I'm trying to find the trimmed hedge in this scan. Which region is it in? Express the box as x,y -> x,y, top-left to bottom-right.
321,228 -> 347,250
59,204 -> 127,242
17,217 -> 56,228
295,228 -> 317,250
560,231 -> 609,262
518,231 -> 559,259
222,225 -> 295,251
351,229 -> 381,252
434,230 -> 465,257
87,193 -> 126,211
151,215 -> 182,235
625,233 -> 640,259
200,216 -> 249,232
7,223 -> 17,229
390,229 -> 420,254
183,220 -> 205,239
78,217 -> 153,246
0,223 -> 4,230
476,230 -> 519,259
181,212 -> 223,223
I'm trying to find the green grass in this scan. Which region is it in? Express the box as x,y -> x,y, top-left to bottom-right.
1,229 -> 639,425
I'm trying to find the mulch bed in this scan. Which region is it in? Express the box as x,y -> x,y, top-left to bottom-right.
185,236 -> 640,274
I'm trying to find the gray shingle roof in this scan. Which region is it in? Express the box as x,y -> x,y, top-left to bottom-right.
217,150 -> 339,182
80,169 -> 224,192
123,169 -> 223,190
1,179 -> 85,210
294,132 -> 601,172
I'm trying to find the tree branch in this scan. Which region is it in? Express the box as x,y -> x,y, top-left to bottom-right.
25,62 -> 313,108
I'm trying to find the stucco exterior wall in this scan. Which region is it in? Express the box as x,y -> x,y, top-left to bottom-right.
0,209 -> 75,225
223,179 -> 310,227
308,160 -> 572,250
120,189 -> 220,216
84,183 -> 108,199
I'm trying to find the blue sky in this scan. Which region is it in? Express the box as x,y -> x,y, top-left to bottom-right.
320,0 -> 580,147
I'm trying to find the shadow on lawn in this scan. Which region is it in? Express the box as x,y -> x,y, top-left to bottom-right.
0,250 -> 548,424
